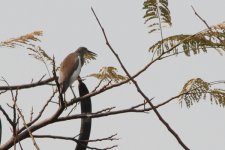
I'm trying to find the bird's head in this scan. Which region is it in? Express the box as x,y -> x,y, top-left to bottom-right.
76,47 -> 97,60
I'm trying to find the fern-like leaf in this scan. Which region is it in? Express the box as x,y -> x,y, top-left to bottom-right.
143,0 -> 172,33
0,31 -> 42,48
149,21 -> 225,57
89,66 -> 127,83
84,52 -> 97,64
179,78 -> 225,108
27,45 -> 53,64
209,89 -> 225,106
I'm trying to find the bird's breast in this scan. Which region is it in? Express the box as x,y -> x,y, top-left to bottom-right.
69,56 -> 82,85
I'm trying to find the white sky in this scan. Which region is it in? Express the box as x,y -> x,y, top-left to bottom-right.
0,0 -> 225,149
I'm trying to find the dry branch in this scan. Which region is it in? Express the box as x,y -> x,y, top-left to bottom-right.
91,7 -> 190,150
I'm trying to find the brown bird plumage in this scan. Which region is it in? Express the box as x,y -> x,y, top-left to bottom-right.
58,47 -> 96,94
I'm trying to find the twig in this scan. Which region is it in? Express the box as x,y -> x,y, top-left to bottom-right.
92,79 -> 104,92
191,5 -> 225,45
38,74 -> 46,83
1,77 -> 17,139
156,0 -> 164,53
33,134 -> 118,150
67,102 -> 79,116
0,106 -> 14,126
30,107 -> 34,122
0,77 -> 54,91
84,133 -> 119,142
91,7 -> 190,150
191,6 -> 210,28
13,90 -> 40,150
95,107 -> 116,114
15,107 -> 40,150
52,56 -> 64,106
18,90 -> 57,134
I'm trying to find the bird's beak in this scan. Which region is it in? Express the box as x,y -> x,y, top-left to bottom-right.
87,50 -> 97,57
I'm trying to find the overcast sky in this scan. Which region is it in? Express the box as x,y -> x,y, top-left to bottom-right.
1,0 -> 225,150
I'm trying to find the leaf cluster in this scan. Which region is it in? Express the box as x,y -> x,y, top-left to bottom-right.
0,31 -> 42,48
143,0 -> 171,33
89,66 -> 127,83
179,78 -> 225,108
149,21 -> 225,57
27,45 -> 53,64
84,52 -> 97,64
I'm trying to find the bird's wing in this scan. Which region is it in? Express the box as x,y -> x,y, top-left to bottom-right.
59,52 -> 79,93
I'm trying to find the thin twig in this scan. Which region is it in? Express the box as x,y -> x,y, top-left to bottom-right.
52,56 -> 64,106
13,90 -> 40,150
0,106 -> 14,126
91,7 -> 190,150
18,90 -> 57,134
0,77 -> 55,91
191,5 -> 225,45
30,107 -> 34,122
33,134 -> 118,150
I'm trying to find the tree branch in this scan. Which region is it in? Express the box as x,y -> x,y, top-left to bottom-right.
0,77 -> 54,91
91,7 -> 190,150
191,5 -> 225,46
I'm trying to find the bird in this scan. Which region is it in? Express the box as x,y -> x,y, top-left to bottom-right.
58,47 -> 96,98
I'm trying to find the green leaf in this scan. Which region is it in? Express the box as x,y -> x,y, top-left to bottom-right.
143,0 -> 172,33
179,78 -> 225,108
89,66 -> 127,83
149,21 -> 225,57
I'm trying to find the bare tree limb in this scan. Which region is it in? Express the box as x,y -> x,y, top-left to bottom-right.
91,7 -> 190,150
0,106 -> 14,126
18,90 -> 57,134
33,134 -> 118,150
13,90 -> 40,150
0,77 -> 54,91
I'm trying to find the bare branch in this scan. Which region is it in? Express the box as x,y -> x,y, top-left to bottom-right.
13,90 -> 40,150
0,106 -> 14,126
191,5 -> 225,46
0,77 -> 54,91
52,56 -> 64,106
18,90 -> 57,134
91,7 -> 190,150
30,107 -> 34,122
33,134 -> 118,150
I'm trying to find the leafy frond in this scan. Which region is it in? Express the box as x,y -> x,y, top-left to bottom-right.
143,0 -> 172,33
209,89 -> 225,106
84,52 -> 97,64
179,78 -> 225,108
89,66 -> 127,83
0,31 -> 42,48
27,45 -> 53,64
149,21 -> 225,57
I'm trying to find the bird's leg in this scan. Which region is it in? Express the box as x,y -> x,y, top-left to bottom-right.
77,75 -> 82,81
70,86 -> 76,99
69,85 -> 79,112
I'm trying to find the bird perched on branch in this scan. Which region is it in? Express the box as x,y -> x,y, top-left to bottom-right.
58,47 -> 97,98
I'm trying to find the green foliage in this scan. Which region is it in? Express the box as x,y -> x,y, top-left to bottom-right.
89,66 -> 127,83
149,21 -> 225,57
179,78 -> 225,108
143,0 -> 171,33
